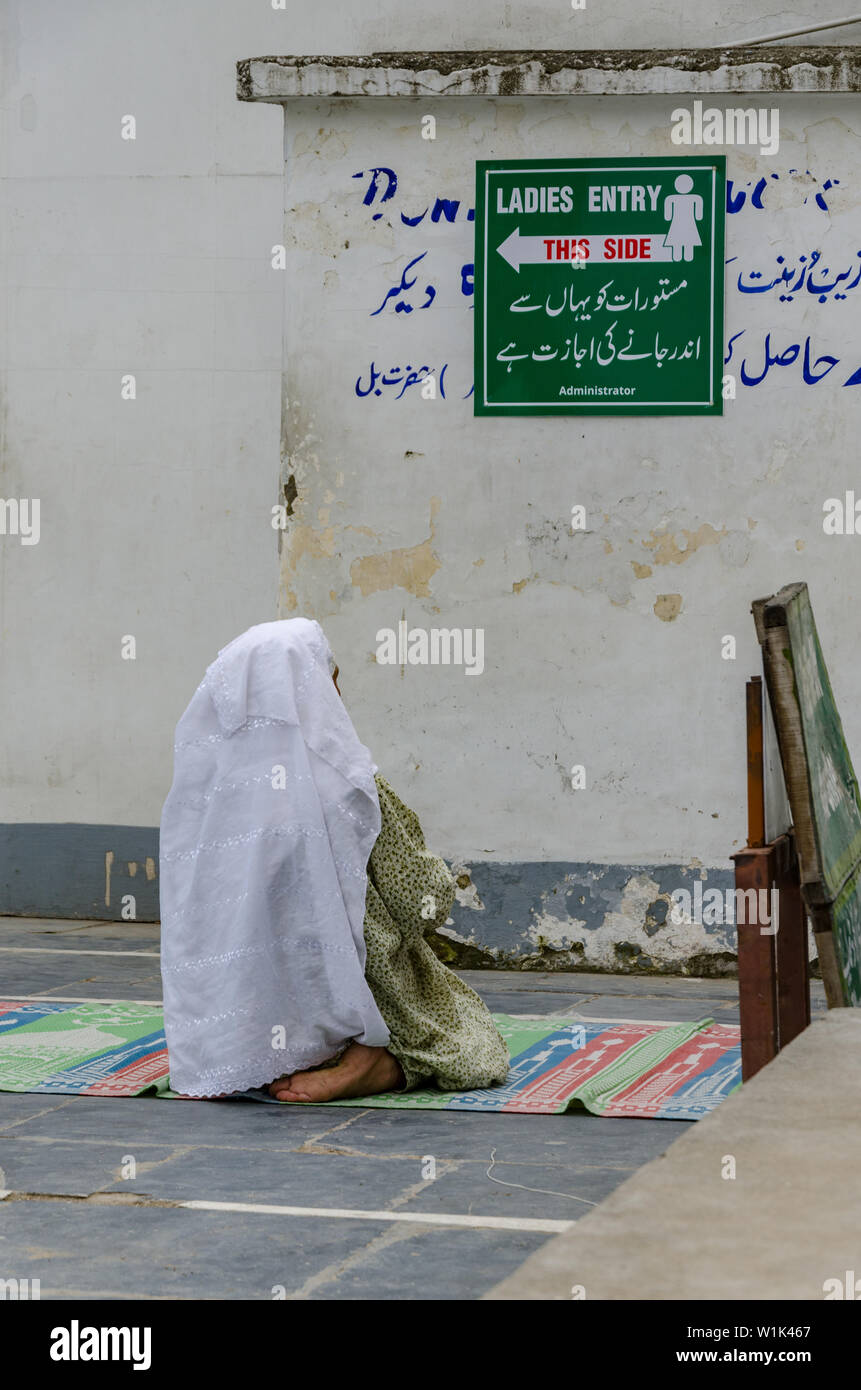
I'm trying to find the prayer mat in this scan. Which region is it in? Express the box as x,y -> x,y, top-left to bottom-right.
0,1001 -> 740,1119
0,1001 -> 168,1096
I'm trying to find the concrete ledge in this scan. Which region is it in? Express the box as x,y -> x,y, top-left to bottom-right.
485,1010 -> 861,1300
237,47 -> 861,102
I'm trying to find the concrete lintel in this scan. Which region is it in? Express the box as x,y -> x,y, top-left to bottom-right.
236,47 -> 861,102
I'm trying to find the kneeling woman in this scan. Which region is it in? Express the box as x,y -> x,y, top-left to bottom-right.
159,618 -> 509,1102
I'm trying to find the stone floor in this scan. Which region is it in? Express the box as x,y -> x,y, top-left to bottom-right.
0,917 -> 826,1300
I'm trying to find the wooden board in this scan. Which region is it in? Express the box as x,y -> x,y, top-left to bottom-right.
753,582 -> 861,1007
763,682 -> 792,842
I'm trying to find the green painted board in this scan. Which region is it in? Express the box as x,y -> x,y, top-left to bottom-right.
755,582 -> 861,1006
474,156 -> 725,416
831,864 -> 861,1008
784,587 -> 861,897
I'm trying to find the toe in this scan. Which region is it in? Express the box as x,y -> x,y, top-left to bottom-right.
273,1086 -> 311,1102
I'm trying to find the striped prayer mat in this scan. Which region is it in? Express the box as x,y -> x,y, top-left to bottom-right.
0,1000 -> 168,1097
0,1002 -> 741,1120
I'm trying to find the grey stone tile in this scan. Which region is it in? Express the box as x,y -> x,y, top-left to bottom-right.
1,917 -> 144,934
0,1095 -> 81,1131
0,1199 -> 393,1299
0,956 -> 163,996
98,1146 -> 430,1209
250,1107 -> 690,1166
0,1093 -> 370,1146
1,1131 -> 430,1210
558,996 -> 735,1023
461,968 -> 744,999
0,1094 -> 688,1182
0,920 -> 160,948
308,1224 -> 553,1300
477,991 -> 595,1015
398,1158 -> 640,1222
0,1138 -> 180,1197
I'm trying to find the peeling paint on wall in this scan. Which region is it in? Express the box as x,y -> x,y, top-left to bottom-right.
642,521 -> 727,566
654,593 -> 683,621
441,861 -> 782,977
526,872 -> 727,973
508,498 -> 753,612
350,498 -> 442,597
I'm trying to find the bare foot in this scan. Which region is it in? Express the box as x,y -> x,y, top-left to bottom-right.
268,1043 -> 404,1103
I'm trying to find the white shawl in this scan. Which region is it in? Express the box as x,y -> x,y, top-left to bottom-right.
159,618 -> 389,1096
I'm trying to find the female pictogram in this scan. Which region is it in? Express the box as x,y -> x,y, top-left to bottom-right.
663,174 -> 703,262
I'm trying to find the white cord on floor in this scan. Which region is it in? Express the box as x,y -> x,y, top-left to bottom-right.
485,1147 -> 599,1206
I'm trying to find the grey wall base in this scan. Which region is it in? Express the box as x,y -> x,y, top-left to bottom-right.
0,824 -> 161,924
0,824 -> 738,974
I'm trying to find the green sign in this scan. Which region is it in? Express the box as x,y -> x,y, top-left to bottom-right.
755,581 -> 861,1007
831,865 -> 861,1010
474,156 -> 725,416
783,586 -> 861,902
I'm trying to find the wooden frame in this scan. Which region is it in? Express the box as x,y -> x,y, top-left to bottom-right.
733,676 -> 810,1080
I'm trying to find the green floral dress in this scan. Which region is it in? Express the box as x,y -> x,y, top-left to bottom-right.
362,774 -> 510,1092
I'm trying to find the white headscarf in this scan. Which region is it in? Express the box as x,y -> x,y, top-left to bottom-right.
159,618 -> 389,1097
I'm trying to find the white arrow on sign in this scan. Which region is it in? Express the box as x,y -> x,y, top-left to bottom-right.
496,227 -> 675,272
